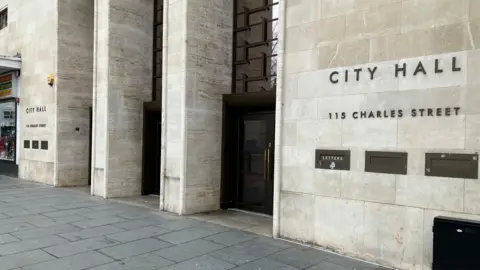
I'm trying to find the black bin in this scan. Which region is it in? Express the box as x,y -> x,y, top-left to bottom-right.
433,216 -> 480,270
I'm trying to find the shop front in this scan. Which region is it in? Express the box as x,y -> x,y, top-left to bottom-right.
0,56 -> 20,177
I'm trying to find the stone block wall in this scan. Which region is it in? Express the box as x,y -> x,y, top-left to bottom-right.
56,0 -> 94,186
92,0 -> 153,198
278,1 -> 480,269
161,0 -> 233,215
183,0 -> 233,214
0,0 -> 94,186
161,0 -> 186,214
0,0 -> 58,184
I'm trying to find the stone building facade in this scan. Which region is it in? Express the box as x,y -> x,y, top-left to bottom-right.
0,0 -> 93,185
1,0 -> 480,269
281,1 -> 480,269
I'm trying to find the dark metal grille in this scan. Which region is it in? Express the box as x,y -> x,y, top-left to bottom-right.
152,0 -> 163,101
233,0 -> 279,93
0,8 -> 7,30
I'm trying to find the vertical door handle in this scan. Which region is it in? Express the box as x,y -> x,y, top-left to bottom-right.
266,148 -> 270,181
264,149 -> 267,180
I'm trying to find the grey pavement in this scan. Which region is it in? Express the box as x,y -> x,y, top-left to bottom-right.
0,177 -> 389,270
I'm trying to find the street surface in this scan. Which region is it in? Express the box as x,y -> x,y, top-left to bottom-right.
0,177 -> 388,270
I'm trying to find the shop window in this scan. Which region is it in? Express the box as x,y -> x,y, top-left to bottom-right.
0,8 -> 7,30
0,100 -> 15,161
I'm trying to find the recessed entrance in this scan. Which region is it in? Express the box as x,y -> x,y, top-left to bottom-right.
238,112 -> 275,214
142,102 -> 162,195
221,92 -> 276,216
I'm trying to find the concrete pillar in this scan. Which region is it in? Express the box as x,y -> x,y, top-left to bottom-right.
92,0 -> 153,198
161,0 -> 233,214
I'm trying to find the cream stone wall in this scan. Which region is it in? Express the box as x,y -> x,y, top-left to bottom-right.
56,0 -> 94,186
92,0 -> 153,198
161,0 -> 186,214
161,0 -> 233,215
0,0 -> 94,186
279,1 -> 480,270
183,0 -> 233,214
0,0 -> 57,184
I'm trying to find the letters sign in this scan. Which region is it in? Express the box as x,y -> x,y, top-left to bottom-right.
315,150 -> 350,171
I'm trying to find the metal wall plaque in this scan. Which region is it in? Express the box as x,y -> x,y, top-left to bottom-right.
32,140 -> 39,149
23,140 -> 30,149
425,153 -> 478,179
365,151 -> 407,175
315,150 -> 350,171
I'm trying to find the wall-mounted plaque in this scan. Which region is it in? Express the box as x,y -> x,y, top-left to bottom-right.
315,150 -> 350,171
41,141 -> 48,150
32,140 -> 39,149
24,140 -> 30,149
365,151 -> 408,175
425,153 -> 478,179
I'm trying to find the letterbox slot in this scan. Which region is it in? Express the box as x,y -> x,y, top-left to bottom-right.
365,151 -> 407,175
425,153 -> 478,179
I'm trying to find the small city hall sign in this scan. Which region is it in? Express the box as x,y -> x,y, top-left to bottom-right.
328,56 -> 461,84
25,106 -> 47,113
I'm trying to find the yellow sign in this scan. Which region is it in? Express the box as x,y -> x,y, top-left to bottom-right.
0,73 -> 12,98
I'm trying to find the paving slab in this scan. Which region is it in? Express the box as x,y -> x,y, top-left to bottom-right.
0,233 -> 19,244
157,226 -> 219,244
11,223 -> 80,240
43,237 -> 119,258
58,225 -> 126,241
81,208 -> 143,219
322,254 -> 386,270
111,216 -> 171,230
158,219 -> 204,231
105,225 -> 170,243
98,238 -> 172,260
153,239 -> 225,262
232,258 -> 301,270
0,235 -> 69,256
210,238 -> 287,265
204,230 -> 258,246
3,206 -> 58,217
0,222 -> 36,234
43,208 -> 94,218
87,253 -> 174,270
268,246 -> 332,269
159,255 -> 235,270
0,250 -> 56,270
23,251 -> 114,270
72,216 -> 127,229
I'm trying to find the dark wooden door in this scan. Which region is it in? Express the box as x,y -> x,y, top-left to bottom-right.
142,108 -> 161,195
237,112 -> 275,215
